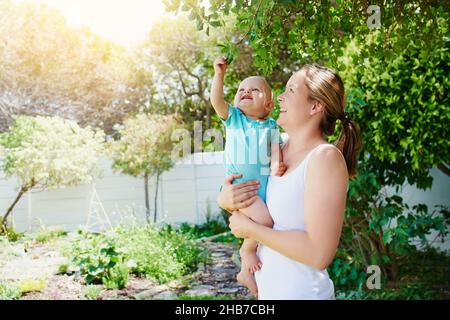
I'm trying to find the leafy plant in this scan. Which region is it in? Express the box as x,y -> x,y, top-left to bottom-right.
82,285 -> 103,300
57,263 -> 69,275
178,210 -> 229,240
158,224 -> 210,273
34,226 -> 67,244
66,220 -> 209,287
69,230 -> 129,289
0,281 -> 21,300
102,262 -> 129,290
328,252 -> 367,290
338,169 -> 449,282
113,223 -> 185,283
0,223 -> 23,241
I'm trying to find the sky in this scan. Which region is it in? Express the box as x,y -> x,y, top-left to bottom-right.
14,0 -> 173,48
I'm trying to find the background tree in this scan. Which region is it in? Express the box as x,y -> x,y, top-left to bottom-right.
106,113 -> 182,223
0,0 -> 152,135
0,115 -> 105,230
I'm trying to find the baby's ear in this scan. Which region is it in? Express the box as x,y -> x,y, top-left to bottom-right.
266,99 -> 275,111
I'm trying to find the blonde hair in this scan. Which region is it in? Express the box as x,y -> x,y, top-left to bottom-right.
300,64 -> 362,177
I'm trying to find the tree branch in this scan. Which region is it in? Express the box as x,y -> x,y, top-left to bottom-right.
438,163 -> 450,177
176,69 -> 200,97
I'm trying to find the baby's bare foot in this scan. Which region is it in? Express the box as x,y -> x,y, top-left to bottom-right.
240,247 -> 262,273
237,270 -> 258,297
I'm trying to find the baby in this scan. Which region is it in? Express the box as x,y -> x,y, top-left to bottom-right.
211,56 -> 287,296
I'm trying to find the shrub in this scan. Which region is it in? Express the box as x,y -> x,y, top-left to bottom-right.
178,210 -> 229,240
66,222 -> 209,287
331,169 -> 449,295
57,264 -> 68,275
158,224 -> 210,272
69,230 -> 129,289
114,222 -> 208,283
0,223 -> 23,242
0,281 -> 21,300
82,285 -> 103,300
334,170 -> 449,282
338,19 -> 449,188
34,227 -> 67,244
113,223 -> 184,283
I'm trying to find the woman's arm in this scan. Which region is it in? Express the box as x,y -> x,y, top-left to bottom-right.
229,147 -> 348,270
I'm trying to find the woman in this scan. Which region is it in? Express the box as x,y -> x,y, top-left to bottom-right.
218,64 -> 362,299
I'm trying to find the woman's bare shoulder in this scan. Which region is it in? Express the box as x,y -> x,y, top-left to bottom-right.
309,145 -> 348,178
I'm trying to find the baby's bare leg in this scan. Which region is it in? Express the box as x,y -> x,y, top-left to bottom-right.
239,196 -> 273,270
239,196 -> 273,227
236,197 -> 272,296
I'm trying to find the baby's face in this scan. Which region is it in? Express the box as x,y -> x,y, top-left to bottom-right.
234,77 -> 274,120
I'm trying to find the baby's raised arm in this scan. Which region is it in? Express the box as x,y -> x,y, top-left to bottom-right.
210,56 -> 229,120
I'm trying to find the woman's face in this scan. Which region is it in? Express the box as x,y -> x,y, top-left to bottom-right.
276,70 -> 313,129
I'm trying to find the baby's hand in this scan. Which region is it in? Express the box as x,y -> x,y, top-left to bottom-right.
271,161 -> 288,176
213,56 -> 228,76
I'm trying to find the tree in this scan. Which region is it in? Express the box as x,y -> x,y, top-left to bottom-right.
0,115 -> 105,229
106,113 -> 182,223
165,0 -> 449,186
0,0 -> 151,134
338,21 -> 449,189
165,1 -> 445,72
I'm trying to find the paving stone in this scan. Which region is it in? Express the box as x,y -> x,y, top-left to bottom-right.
153,291 -> 178,300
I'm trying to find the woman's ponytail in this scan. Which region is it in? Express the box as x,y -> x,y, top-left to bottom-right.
301,64 -> 363,177
335,114 -> 362,178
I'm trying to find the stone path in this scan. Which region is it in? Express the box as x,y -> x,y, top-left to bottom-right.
181,241 -> 252,299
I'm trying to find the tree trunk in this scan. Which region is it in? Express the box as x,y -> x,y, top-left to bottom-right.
154,173 -> 160,223
144,172 -> 150,223
206,101 -> 211,129
2,182 -> 33,228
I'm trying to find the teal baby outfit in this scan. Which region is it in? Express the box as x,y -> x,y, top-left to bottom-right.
221,105 -> 281,202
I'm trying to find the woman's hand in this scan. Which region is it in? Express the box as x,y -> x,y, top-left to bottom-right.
217,174 -> 260,212
229,211 -> 255,239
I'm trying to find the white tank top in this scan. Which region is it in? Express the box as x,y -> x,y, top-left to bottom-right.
255,143 -> 339,300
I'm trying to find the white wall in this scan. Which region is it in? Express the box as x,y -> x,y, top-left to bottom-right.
386,168 -> 450,251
